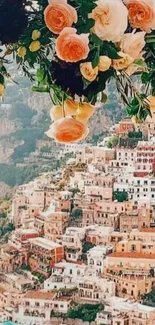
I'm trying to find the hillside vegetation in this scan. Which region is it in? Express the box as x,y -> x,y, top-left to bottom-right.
0,68 -> 124,192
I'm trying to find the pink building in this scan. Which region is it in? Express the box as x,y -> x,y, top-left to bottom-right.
134,141 -> 155,176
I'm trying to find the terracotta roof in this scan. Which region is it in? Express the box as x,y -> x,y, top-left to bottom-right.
140,228 -> 155,233
0,287 -> 6,294
24,291 -> 55,300
108,252 -> 155,259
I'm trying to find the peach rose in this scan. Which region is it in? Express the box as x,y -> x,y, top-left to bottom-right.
120,32 -> 146,60
112,51 -> 134,70
147,95 -> 155,111
44,0 -> 77,34
46,117 -> 88,143
50,105 -> 65,121
124,0 -> 155,32
98,56 -> 111,72
89,0 -> 128,42
80,62 -> 98,82
56,27 -> 89,62
76,102 -> 95,120
125,53 -> 146,76
64,99 -> 79,115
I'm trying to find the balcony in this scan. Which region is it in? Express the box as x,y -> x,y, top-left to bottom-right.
24,310 -> 46,318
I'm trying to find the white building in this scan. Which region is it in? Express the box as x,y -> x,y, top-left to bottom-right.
44,261 -> 96,291
116,147 -> 136,162
114,174 -> 155,205
77,276 -> 115,302
96,296 -> 155,325
62,227 -> 86,261
13,290 -> 73,324
87,245 -> 108,274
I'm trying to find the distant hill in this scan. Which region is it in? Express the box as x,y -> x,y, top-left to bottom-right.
0,67 -> 124,194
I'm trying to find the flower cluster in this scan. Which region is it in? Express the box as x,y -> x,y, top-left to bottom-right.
1,0 -> 155,142
46,99 -> 95,142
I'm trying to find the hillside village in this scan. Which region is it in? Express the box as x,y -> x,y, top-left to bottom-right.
1,109 -> 155,324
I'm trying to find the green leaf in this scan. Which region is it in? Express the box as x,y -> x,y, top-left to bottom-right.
46,47 -> 50,56
101,92 -> 108,103
104,43 -> 120,59
134,59 -> 147,68
0,74 -> 4,84
31,85 -> 49,93
91,34 -> 103,46
146,35 -> 155,43
78,19 -> 95,33
36,69 -> 44,82
16,55 -> 21,64
92,47 -> 100,68
141,72 -> 149,84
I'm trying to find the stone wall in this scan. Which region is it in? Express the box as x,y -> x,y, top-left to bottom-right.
45,317 -> 96,325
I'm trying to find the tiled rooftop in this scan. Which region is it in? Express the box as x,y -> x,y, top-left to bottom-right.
108,252 -> 155,259
24,290 -> 55,300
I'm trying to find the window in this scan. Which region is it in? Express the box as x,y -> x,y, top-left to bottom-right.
25,301 -> 29,306
70,269 -> 72,274
35,302 -> 39,307
54,304 -> 58,308
90,259 -> 94,265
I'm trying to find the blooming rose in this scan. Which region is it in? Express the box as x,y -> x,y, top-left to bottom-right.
64,99 -> 79,115
124,0 -> 155,32
89,0 -> 128,42
112,51 -> 134,70
44,0 -> 77,34
50,105 -> 65,121
120,32 -> 145,60
46,117 -> 88,143
80,62 -> 98,82
98,56 -> 111,71
76,102 -> 95,119
56,27 -> 89,62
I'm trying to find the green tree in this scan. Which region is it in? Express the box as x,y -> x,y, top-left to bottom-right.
0,222 -> 15,237
82,241 -> 95,254
0,211 -> 7,218
69,188 -> 80,196
142,289 -> 155,307
71,208 -> 83,219
67,304 -> 104,322
113,191 -> 128,202
128,131 -> 143,138
107,136 -> 119,148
